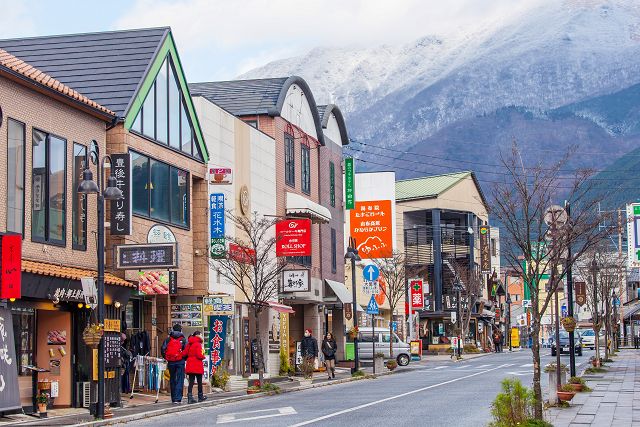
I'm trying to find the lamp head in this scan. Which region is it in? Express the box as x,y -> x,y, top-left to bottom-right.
77,169 -> 99,194
103,175 -> 123,200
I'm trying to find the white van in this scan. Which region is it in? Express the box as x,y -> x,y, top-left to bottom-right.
357,327 -> 411,366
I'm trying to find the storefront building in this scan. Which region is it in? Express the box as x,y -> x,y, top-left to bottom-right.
0,49 -> 134,410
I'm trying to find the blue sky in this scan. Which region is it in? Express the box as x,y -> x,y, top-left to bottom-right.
1,0 -> 544,82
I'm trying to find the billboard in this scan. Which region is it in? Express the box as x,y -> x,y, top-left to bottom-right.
349,200 -> 393,259
276,219 -> 311,257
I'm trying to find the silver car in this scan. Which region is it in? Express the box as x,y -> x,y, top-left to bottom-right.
357,327 -> 411,366
579,329 -> 605,350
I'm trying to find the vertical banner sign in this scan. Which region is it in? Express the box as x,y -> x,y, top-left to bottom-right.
110,153 -> 131,235
209,315 -> 228,374
574,281 -> 586,307
0,308 -> 21,412
626,204 -> 640,267
168,271 -> 178,295
344,157 -> 355,210
479,225 -> 491,273
349,200 -> 393,259
410,279 -> 424,309
276,219 -> 311,257
210,194 -> 226,258
0,234 -> 21,299
279,313 -> 289,356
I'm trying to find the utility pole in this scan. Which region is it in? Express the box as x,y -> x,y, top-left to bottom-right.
565,201 -> 576,377
617,209 -> 624,347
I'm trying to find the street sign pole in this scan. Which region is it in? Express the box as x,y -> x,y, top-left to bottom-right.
372,315 -> 376,375
565,201 -> 576,378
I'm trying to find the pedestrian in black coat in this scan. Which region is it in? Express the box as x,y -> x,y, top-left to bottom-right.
321,333 -> 337,379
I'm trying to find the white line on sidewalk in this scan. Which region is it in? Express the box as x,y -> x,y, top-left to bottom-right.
289,364 -> 510,427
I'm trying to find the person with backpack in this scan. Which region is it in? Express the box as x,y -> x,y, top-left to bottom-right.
161,324 -> 187,404
185,330 -> 207,404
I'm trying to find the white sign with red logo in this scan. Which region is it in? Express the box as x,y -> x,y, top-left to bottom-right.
209,167 -> 233,185
276,219 -> 312,257
410,279 -> 424,309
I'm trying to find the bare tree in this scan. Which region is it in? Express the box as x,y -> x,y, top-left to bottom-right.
373,251 -> 407,358
450,260 -> 484,351
210,211 -> 287,383
490,142 -> 611,419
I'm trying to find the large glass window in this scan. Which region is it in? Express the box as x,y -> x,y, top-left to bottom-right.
32,129 -> 66,245
130,151 -> 189,228
285,133 -> 295,187
155,59 -> 168,144
329,161 -> 335,207
301,143 -> 311,194
7,119 -> 25,234
142,83 -> 155,138
72,143 -> 87,250
180,105 -> 192,155
169,62 -> 181,149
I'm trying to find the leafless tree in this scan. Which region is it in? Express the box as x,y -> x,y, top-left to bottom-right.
373,251 -> 407,357
210,211 -> 287,383
450,260 -> 484,350
490,142 -> 611,419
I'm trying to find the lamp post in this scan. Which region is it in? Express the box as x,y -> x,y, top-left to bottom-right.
77,141 -> 123,419
345,237 -> 361,374
612,290 -> 618,352
453,276 -> 463,358
506,293 -> 512,352
590,259 -> 599,360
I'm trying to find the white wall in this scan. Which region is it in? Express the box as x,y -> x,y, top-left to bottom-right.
491,227 -> 501,275
324,112 -> 342,146
280,84 -> 318,140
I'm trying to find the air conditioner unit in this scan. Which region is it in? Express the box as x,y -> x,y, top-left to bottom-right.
76,382 -> 91,408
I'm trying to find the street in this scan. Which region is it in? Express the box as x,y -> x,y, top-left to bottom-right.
121,349 -> 594,427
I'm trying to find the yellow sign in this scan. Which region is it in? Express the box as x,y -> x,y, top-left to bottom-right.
104,319 -> 121,332
92,349 -> 98,381
410,340 -> 420,356
280,313 -> 289,355
511,327 -> 520,348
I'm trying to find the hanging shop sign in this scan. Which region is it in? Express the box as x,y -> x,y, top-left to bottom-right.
0,308 -> 21,412
104,332 -> 121,368
279,313 -> 289,355
479,225 -> 491,273
168,271 -> 178,295
627,204 -> 640,267
282,269 -> 310,292
138,271 -> 170,295
209,316 -> 228,374
209,167 -> 232,185
344,303 -> 353,320
345,157 -> 355,210
171,303 -> 203,327
210,193 -> 226,259
115,243 -> 178,270
0,233 -> 21,299
228,243 -> 255,264
109,153 -> 131,236
203,295 -> 234,316
104,319 -> 121,332
276,219 -> 311,257
409,279 -> 424,309
574,281 -> 586,307
147,224 -> 177,244
349,200 -> 393,259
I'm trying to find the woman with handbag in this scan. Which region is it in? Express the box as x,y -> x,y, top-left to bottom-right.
321,333 -> 337,380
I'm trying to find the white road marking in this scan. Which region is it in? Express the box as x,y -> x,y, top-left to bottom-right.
289,364 -> 510,427
506,371 -> 531,376
520,363 -> 533,368
217,407 -> 297,424
502,363 -> 515,367
475,364 -> 492,369
433,366 -> 447,370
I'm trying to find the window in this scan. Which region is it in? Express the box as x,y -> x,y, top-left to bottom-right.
382,334 -> 399,343
32,129 -> 66,245
358,333 -> 376,343
331,228 -> 337,273
284,133 -> 295,186
244,120 -> 258,128
329,161 -> 335,207
287,255 -> 311,268
7,119 -> 25,234
491,238 -> 497,256
72,143 -> 87,250
131,55 -> 202,159
130,151 -> 189,228
301,144 -> 311,194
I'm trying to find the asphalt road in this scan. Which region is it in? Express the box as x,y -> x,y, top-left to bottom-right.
122,348 -> 594,427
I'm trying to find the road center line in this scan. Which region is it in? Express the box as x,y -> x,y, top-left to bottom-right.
289,364 -> 509,427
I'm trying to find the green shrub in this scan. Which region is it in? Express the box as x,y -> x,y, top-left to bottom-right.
521,419 -> 553,427
260,382 -> 280,393
279,350 -> 292,376
351,370 -> 365,378
489,378 -> 536,427
210,361 -> 230,390
463,343 -> 480,353
585,367 -> 606,374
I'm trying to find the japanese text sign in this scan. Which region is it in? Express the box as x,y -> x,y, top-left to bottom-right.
0,308 -> 21,412
574,281 -> 586,307
349,200 -> 392,259
115,243 -> 177,269
410,279 -> 424,309
210,194 -> 226,259
203,295 -> 234,316
228,243 -> 255,264
209,316 -> 228,374
345,157 -> 355,210
209,167 -> 232,185
282,270 -> 310,292
109,153 -> 131,236
276,219 -> 311,257
627,203 -> 640,267
479,225 -> 491,273
0,234 -> 21,299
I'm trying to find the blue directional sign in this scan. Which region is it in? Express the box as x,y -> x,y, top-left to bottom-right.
561,304 -> 567,318
614,297 -> 620,307
391,321 -> 398,332
367,295 -> 379,315
363,264 -> 380,282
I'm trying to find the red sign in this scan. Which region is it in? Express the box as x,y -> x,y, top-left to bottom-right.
228,243 -> 256,264
276,219 -> 311,257
410,279 -> 424,309
0,234 -> 21,299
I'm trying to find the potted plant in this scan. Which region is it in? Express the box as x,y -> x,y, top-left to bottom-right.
247,380 -> 262,395
386,359 -> 398,371
36,392 -> 48,413
590,356 -> 601,367
568,376 -> 585,392
374,352 -> 385,372
82,323 -> 104,348
346,326 -> 359,340
557,383 -> 577,402
561,316 -> 577,332
298,357 -> 314,386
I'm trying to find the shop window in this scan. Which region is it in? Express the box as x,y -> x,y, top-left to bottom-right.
72,143 -> 88,250
329,161 -> 335,207
126,299 -> 142,330
32,129 -> 66,245
7,119 -> 25,235
331,228 -> 337,273
301,143 -> 311,194
284,133 -> 295,187
13,309 -> 35,376
287,255 -> 311,268
130,150 -> 190,228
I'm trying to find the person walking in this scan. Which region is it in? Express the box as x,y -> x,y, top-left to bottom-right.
492,329 -> 501,353
161,324 -> 187,404
321,333 -> 337,379
185,330 -> 207,404
300,328 -> 318,370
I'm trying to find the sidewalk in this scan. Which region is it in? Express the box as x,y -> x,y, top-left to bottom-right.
546,349 -> 640,427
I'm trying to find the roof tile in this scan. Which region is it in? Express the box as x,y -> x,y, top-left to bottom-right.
22,259 -> 134,288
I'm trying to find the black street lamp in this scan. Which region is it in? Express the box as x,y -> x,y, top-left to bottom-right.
77,141 -> 123,420
453,276 -> 463,358
345,237 -> 361,374
506,293 -> 512,352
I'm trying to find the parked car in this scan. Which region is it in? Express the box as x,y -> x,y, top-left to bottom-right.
579,329 -> 605,350
357,327 -> 411,366
551,330 -> 582,356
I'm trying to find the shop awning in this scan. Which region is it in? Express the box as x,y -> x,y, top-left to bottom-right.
324,279 -> 352,303
266,301 -> 295,314
480,309 -> 496,318
623,300 -> 640,319
286,192 -> 331,224
22,259 -> 134,288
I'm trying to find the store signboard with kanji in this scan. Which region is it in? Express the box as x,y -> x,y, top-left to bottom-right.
115,243 -> 178,269
409,279 -> 424,309
228,243 -> 256,264
0,233 -> 21,299
349,200 -> 393,259
276,219 -> 311,257
479,225 -> 491,273
627,203 -> 640,267
345,157 -> 355,210
0,308 -> 20,412
109,153 -> 131,236
282,270 -> 310,292
203,295 -> 234,316
209,316 -> 228,374
210,194 -> 226,259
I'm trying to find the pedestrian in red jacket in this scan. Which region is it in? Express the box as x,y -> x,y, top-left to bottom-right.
185,331 -> 207,404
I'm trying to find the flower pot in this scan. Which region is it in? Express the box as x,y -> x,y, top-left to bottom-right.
557,391 -> 576,402
386,363 -> 397,371
246,388 -> 260,395
37,403 -> 47,413
568,383 -> 583,392
82,331 -> 103,348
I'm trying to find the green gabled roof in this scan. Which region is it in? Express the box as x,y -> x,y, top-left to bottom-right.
396,171 -> 487,205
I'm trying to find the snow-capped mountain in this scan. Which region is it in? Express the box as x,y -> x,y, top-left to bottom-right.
241,0 -> 640,194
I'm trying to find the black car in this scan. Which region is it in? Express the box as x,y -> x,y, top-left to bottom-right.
550,330 -> 582,356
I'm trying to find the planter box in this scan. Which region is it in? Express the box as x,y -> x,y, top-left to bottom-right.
374,357 -> 385,373
568,383 -> 583,392
557,391 -> 576,402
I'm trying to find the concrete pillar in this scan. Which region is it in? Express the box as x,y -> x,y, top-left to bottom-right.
432,209 -> 443,312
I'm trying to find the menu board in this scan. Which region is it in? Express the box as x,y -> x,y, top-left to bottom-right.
171,304 -> 203,327
103,333 -> 121,368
